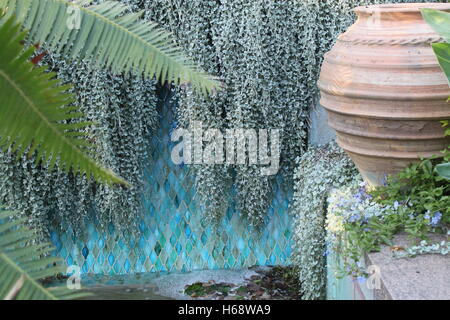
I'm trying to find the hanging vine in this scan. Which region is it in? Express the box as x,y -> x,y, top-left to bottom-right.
1,0 -> 445,240
0,53 -> 159,240
291,142 -> 358,300
141,0 -> 313,225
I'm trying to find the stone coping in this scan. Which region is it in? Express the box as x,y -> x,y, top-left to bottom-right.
365,233 -> 449,300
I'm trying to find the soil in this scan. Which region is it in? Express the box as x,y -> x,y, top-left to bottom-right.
183,266 -> 301,300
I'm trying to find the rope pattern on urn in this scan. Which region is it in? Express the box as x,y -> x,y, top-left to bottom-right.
338,35 -> 444,45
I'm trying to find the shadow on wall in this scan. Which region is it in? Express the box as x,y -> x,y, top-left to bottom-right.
50,93 -> 293,275
309,102 -> 336,147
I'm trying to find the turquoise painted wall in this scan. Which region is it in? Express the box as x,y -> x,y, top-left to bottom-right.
326,252 -> 375,300
50,97 -> 293,275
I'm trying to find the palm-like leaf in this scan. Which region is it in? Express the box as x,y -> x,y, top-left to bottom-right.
422,9 -> 450,43
431,42 -> 450,86
0,209 -> 86,300
1,0 -> 220,95
422,9 -> 450,181
421,9 -> 450,85
0,16 -> 125,185
436,162 -> 450,179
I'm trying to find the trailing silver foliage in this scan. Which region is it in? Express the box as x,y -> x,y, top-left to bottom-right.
149,0 -> 445,226
0,53 -> 158,239
140,0 -> 314,225
291,142 -> 358,300
139,0 -> 232,224
1,0 -> 445,240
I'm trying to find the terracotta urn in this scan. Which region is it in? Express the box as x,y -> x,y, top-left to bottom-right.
318,3 -> 450,186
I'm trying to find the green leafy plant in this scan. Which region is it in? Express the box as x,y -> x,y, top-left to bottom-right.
422,9 -> 450,83
1,0 -> 219,95
0,55 -> 159,239
146,0 -> 313,225
0,208 -> 85,300
436,162 -> 450,179
437,120 -> 450,179
0,16 -> 124,185
327,181 -> 400,277
327,180 -> 449,278
370,158 -> 450,234
329,19 -> 450,274
0,0 -> 219,187
330,156 -> 450,277
287,0 -> 442,299
422,8 -> 450,180
0,0 -> 443,269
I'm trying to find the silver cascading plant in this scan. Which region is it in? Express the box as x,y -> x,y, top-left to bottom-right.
0,0 -> 442,253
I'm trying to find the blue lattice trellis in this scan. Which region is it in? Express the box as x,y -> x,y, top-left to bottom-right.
51,97 -> 293,275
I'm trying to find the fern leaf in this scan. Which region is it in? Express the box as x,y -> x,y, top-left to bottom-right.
0,209 -> 86,300
2,0 -> 221,95
0,16 -> 126,185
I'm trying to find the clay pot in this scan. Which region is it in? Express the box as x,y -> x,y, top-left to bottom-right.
318,3 -> 450,186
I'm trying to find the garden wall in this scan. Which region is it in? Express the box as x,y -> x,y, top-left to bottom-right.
50,96 -> 293,275
0,0 -> 445,278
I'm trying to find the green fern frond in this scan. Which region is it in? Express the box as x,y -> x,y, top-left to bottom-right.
1,0 -> 221,95
0,16 -> 126,185
0,209 -> 86,300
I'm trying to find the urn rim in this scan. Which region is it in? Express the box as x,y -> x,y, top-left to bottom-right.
354,3 -> 450,15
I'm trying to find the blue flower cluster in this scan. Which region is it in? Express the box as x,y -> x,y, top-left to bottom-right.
328,181 -> 396,228
424,211 -> 443,227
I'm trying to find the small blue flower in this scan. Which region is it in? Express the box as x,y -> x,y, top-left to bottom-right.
357,276 -> 366,284
393,201 -> 399,210
430,212 -> 442,227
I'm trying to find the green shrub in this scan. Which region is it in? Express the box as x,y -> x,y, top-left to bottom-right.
370,158 -> 450,237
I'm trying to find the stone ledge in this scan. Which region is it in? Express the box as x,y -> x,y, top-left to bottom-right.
365,234 -> 449,300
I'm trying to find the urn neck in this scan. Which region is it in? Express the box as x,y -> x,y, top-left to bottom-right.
354,3 -> 450,23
